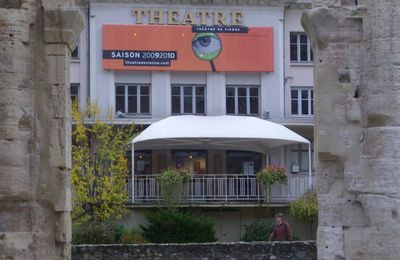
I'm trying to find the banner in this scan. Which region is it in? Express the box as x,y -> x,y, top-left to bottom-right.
102,24 -> 274,72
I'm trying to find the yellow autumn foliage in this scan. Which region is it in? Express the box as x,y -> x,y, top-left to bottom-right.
71,102 -> 136,222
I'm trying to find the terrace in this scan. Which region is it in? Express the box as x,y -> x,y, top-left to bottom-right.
128,173 -> 314,206
128,115 -> 314,206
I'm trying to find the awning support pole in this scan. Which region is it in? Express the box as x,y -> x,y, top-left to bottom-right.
308,143 -> 312,190
131,142 -> 135,204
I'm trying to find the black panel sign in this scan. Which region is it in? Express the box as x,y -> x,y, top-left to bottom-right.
103,50 -> 177,67
192,25 -> 249,33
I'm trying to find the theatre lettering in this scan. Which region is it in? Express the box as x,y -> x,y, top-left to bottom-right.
132,9 -> 244,26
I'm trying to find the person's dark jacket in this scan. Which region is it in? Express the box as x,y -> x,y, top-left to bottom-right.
269,221 -> 292,241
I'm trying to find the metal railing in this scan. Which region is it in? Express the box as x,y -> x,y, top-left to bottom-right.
127,174 -> 315,205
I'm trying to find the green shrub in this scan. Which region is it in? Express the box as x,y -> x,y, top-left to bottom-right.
292,234 -> 301,241
72,222 -> 115,244
120,230 -> 147,244
73,222 -> 147,244
156,168 -> 192,208
114,224 -> 125,242
289,191 -> 318,224
141,209 -> 217,243
241,221 -> 273,242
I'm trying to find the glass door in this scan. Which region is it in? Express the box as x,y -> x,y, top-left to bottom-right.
171,150 -> 207,175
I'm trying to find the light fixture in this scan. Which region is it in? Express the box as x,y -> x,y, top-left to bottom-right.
116,110 -> 127,118
263,109 -> 270,119
189,155 -> 193,159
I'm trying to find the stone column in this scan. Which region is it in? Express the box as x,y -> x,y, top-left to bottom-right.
0,1 -> 83,259
302,0 -> 400,259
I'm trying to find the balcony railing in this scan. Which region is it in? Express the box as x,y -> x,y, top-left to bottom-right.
127,174 -> 315,205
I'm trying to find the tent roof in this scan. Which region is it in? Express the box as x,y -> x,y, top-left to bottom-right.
132,115 -> 310,153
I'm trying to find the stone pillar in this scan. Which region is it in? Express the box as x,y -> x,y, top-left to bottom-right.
0,1 -> 83,259
302,0 -> 400,259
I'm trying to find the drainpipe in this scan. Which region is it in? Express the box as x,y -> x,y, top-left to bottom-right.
281,6 -> 288,173
308,143 -> 312,190
86,2 -> 90,100
282,6 -> 286,118
131,142 -> 135,203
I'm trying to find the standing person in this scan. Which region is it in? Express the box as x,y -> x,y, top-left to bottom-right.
268,213 -> 293,241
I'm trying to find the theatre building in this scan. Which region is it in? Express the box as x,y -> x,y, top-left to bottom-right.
70,0 -> 315,241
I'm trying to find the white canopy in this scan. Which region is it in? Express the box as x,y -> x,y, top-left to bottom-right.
132,115 -> 310,153
131,115 -> 313,190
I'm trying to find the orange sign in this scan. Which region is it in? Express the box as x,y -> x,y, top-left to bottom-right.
102,24 -> 274,72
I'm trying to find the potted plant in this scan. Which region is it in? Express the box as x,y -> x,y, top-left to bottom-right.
156,167 -> 192,208
256,165 -> 287,202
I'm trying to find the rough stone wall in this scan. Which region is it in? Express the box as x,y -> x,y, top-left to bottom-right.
302,0 -> 400,259
72,241 -> 317,260
0,1 -> 83,259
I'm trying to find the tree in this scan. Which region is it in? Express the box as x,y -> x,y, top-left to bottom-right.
156,168 -> 192,208
288,191 -> 318,224
71,102 -> 135,222
289,190 -> 318,238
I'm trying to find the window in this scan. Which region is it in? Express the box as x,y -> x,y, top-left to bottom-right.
290,32 -> 313,63
127,150 -> 152,175
172,150 -> 207,175
226,151 -> 262,175
71,38 -> 79,59
291,88 -> 313,116
115,84 -> 150,115
70,83 -> 79,104
290,143 -> 314,172
171,85 -> 205,114
226,86 -> 260,115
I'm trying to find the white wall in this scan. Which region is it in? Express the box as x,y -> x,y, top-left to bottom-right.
283,9 -> 314,118
74,3 -> 285,120
119,207 -> 317,242
69,5 -> 89,111
69,3 -> 315,173
70,4 -> 315,123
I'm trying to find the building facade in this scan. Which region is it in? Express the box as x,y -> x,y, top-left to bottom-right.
71,0 -> 315,241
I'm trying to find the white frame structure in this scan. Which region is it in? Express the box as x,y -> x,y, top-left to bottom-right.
130,115 -> 313,203
128,173 -> 314,204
